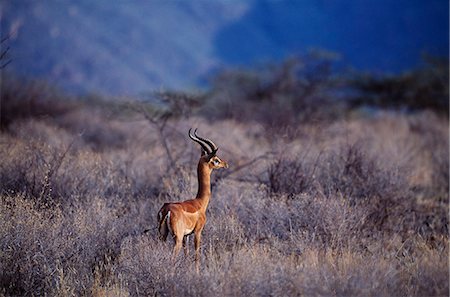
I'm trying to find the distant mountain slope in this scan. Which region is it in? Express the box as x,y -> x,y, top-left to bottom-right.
215,0 -> 449,72
1,0 -> 448,95
1,1 -> 248,94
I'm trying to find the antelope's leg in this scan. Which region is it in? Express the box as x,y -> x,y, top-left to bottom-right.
172,234 -> 183,261
194,231 -> 202,273
194,231 -> 202,262
183,235 -> 190,256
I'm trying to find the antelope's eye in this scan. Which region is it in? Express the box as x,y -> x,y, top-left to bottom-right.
213,159 -> 220,165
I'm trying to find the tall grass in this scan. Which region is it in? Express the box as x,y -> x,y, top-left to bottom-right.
0,67 -> 448,296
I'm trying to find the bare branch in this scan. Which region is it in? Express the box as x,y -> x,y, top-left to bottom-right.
211,152 -> 275,189
39,137 -> 77,202
134,102 -> 176,170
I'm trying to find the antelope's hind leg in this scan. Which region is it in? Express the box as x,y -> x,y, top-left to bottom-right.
172,234 -> 183,261
183,235 -> 190,256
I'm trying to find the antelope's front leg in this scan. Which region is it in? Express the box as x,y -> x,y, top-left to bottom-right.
194,231 -> 202,266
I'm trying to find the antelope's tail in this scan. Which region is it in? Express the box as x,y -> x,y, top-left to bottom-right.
157,208 -> 171,241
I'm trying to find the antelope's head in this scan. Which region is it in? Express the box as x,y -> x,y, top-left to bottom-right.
189,128 -> 228,170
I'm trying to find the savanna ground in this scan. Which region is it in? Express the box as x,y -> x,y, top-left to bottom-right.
0,54 -> 449,296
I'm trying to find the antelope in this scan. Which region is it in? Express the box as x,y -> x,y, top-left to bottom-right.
157,128 -> 228,267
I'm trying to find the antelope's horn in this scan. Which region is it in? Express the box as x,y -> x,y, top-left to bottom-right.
194,129 -> 218,155
189,128 -> 212,154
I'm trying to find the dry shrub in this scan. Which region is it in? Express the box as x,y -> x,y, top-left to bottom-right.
267,157 -> 313,196
0,77 -> 75,130
0,194 -> 64,295
0,193 -> 143,296
203,51 -> 344,133
56,109 -> 130,151
115,233 -> 448,297
408,112 -> 449,199
260,143 -> 412,241
350,56 -> 449,115
0,136 -> 57,204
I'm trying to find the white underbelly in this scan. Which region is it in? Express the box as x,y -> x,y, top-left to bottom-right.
184,228 -> 194,235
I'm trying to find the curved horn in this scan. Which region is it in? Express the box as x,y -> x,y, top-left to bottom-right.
189,128 -> 212,154
194,129 -> 218,155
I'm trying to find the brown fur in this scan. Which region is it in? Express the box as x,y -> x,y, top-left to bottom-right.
157,150 -> 228,269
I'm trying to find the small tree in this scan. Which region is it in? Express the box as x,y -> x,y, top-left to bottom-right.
128,90 -> 203,171
349,55 -> 449,115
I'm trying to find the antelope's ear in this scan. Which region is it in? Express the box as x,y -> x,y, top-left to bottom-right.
201,149 -> 208,156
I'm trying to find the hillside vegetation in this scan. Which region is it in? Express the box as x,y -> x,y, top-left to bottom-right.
0,58 -> 448,296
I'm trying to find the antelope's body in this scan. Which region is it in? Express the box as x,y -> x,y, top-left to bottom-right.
157,129 -> 228,267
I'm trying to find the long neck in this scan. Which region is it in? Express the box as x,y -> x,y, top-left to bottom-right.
196,161 -> 212,209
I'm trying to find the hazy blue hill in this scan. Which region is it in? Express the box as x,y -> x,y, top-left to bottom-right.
1,0 -> 448,95
214,0 -> 449,72
1,1 -> 248,95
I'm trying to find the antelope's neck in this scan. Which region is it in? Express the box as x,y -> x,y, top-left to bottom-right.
196,162 -> 212,210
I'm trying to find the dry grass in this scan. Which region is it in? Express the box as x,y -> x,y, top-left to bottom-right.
0,94 -> 448,296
